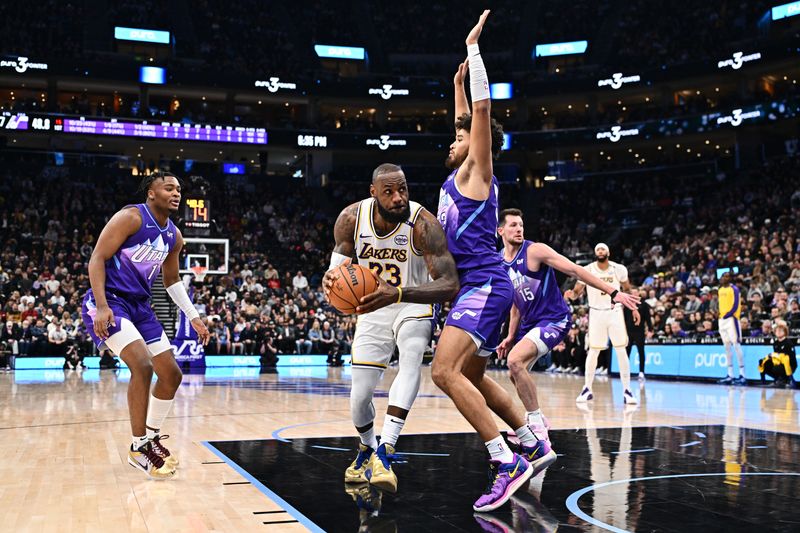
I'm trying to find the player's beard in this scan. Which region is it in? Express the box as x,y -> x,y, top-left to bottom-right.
506,235 -> 523,247
376,201 -> 410,224
596,254 -> 609,264
445,150 -> 465,169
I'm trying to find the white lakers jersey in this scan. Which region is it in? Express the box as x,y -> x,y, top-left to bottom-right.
585,261 -> 628,309
353,198 -> 429,289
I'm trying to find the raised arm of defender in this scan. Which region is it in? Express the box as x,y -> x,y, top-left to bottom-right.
455,10 -> 495,196
531,243 -> 640,310
356,210 -> 459,314
453,59 -> 470,125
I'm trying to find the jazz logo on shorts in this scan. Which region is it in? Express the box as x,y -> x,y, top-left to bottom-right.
451,310 -> 477,321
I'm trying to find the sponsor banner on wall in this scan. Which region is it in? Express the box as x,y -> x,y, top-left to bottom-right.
612,344 -> 780,379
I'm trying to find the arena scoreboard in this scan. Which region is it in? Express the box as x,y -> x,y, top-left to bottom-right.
184,198 -> 211,236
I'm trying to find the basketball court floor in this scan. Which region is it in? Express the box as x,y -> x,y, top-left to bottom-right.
2,367 -> 799,532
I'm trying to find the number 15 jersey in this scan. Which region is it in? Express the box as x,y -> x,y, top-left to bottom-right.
353,197 -> 429,289
505,240 -> 570,332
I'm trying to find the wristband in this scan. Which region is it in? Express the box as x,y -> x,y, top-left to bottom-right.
467,43 -> 490,102
166,281 -> 200,321
328,252 -> 350,271
609,290 -> 619,301
396,286 -> 403,304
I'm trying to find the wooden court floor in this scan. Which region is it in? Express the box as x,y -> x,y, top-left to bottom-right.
1,367 -> 798,532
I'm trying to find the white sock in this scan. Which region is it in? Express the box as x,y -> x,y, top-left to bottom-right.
146,395 -> 174,438
526,409 -> 544,427
616,346 -> 631,391
132,435 -> 148,450
514,425 -> 538,446
727,366 -> 734,378
485,435 -> 514,463
584,349 -> 599,389
359,427 -> 378,450
739,366 -> 745,378
380,414 -> 405,448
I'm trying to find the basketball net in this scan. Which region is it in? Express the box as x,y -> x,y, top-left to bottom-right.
191,265 -> 208,283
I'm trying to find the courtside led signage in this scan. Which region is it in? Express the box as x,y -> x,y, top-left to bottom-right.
534,40 -> 588,57
314,45 -> 365,60
115,26 -> 171,44
772,1 -> 800,20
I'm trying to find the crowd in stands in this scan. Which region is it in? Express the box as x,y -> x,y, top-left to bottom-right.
371,1 -> 522,56
1,1 -> 783,85
0,154 -> 798,372
533,155 -> 800,346
191,0 -> 302,77
0,1 -> 84,61
610,0 -> 769,70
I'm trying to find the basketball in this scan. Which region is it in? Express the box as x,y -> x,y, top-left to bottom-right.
328,263 -> 379,314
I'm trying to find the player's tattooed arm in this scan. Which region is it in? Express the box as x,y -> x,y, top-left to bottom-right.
356,210 -> 459,314
331,202 -> 358,258
323,203 -> 359,297
403,209 -> 460,303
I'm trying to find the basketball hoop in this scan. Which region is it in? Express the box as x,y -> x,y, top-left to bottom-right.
191,265 -> 208,283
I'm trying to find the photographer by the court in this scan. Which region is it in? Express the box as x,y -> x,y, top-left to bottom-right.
758,321 -> 797,388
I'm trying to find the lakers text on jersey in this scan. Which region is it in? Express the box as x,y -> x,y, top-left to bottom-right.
350,198 -> 434,369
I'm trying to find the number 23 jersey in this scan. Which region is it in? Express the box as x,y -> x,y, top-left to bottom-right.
353,197 -> 429,289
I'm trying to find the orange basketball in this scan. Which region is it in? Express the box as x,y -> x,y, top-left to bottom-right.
329,263 -> 379,314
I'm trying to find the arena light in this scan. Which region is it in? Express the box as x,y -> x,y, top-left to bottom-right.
771,1 -> 800,20
534,40 -> 588,58
223,163 -> 245,174
314,44 -> 365,60
115,26 -> 171,44
502,133 -> 512,150
139,66 -> 165,84
544,175 -> 557,181
490,83 -> 513,100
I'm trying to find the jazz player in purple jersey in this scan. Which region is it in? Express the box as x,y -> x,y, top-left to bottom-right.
432,11 -> 547,512
496,209 -> 639,448
82,171 -> 210,480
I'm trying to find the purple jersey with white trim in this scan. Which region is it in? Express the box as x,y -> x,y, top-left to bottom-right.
505,240 -> 570,331
104,204 -> 177,300
437,170 -> 503,275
